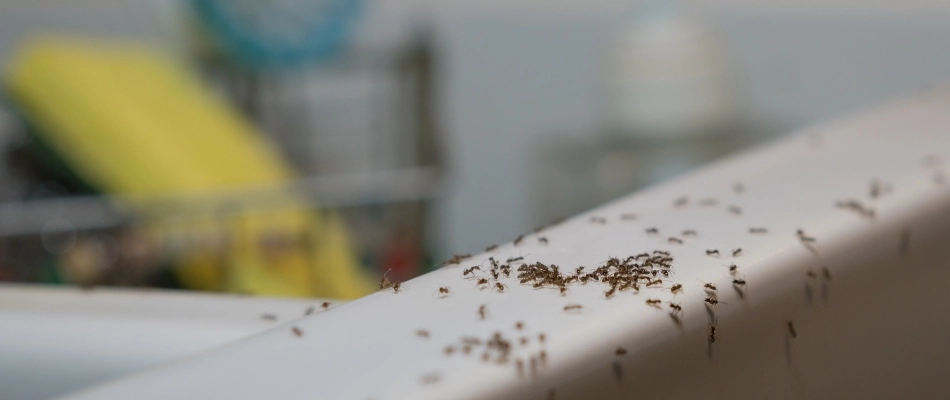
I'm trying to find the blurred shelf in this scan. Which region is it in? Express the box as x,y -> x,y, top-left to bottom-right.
0,165 -> 442,237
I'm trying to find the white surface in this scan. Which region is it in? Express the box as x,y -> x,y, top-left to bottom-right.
57,91 -> 950,399
0,285 -> 335,400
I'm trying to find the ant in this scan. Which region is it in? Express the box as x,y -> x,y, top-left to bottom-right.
646,299 -> 662,307
709,324 -> 717,343
292,326 -> 303,337
494,282 -> 507,292
869,179 -> 892,199
507,256 -> 524,263
682,229 -> 698,236
673,196 -> 689,207
442,253 -> 472,266
304,306 -> 315,316
538,333 -> 546,344
462,336 -> 482,346
444,346 -> 455,355
321,302 -> 331,310
822,267 -> 832,281
421,372 -> 441,385
787,321 -> 797,338
261,313 -> 277,321
749,227 -> 767,234
478,305 -> 488,320
615,347 -> 627,356
559,287 -> 568,296
835,199 -> 876,219
806,270 -> 817,278
797,229 -> 816,243
486,244 -> 499,252
704,297 -> 719,306
379,269 -> 403,292
669,283 -> 683,293
668,302 -> 682,315
922,154 -> 942,167
620,213 -> 637,220
605,286 -> 616,298
732,248 -> 743,257
514,234 -> 525,245
590,216 -> 607,224
463,345 -> 472,355
463,266 -> 481,276
437,286 -> 451,297
515,321 -> 524,330
476,278 -> 490,287
732,279 -> 746,287
646,227 -> 659,235
668,237 -> 683,244
728,264 -> 738,275
520,337 -> 529,346
706,249 -> 720,256
489,257 -> 500,269
700,281 -> 718,293
727,205 -> 742,215
416,329 -> 430,338
538,237 -> 549,245
379,268 -> 394,290
564,304 -> 583,312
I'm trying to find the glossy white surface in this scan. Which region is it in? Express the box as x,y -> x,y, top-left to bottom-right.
58,91 -> 950,399
0,285 -> 333,400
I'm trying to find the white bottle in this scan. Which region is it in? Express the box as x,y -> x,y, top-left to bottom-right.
604,0 -> 736,139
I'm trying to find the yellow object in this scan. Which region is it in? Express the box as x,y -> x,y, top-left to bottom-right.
5,37 -> 373,298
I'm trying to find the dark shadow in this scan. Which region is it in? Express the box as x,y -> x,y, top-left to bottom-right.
899,228 -> 911,259
612,361 -> 623,382
668,313 -> 684,333
784,335 -> 792,367
732,284 -> 746,300
804,283 -> 813,304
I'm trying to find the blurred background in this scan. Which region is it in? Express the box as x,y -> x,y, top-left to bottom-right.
0,0 -> 948,299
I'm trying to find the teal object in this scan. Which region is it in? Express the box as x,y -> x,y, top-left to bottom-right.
191,0 -> 363,69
